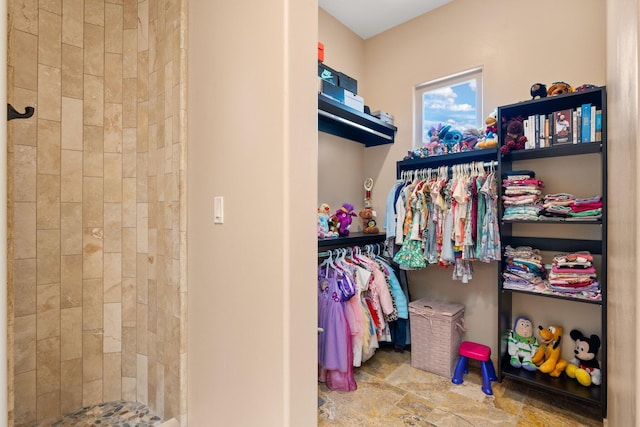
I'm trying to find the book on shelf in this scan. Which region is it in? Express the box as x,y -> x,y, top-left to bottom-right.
590,105 -> 596,142
595,109 -> 602,141
552,109 -> 573,145
581,103 -> 592,142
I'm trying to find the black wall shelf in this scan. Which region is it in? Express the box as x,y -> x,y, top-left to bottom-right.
318,94 -> 396,147
396,148 -> 498,178
318,231 -> 386,251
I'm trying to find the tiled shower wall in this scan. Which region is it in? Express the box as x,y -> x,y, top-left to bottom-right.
7,0 -> 187,425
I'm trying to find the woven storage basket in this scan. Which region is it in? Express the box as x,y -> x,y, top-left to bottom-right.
409,298 -> 465,378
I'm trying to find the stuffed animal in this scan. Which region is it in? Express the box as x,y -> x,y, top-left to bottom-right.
332,203 -> 357,237
547,81 -> 574,96
462,127 -> 481,151
476,111 -> 498,149
530,83 -> 547,99
531,324 -> 568,377
317,203 -> 337,238
423,125 -> 443,156
507,316 -> 539,371
358,208 -> 380,234
499,118 -> 528,155
565,329 -> 602,387
575,84 -> 597,92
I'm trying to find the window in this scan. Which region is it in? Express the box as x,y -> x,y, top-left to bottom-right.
414,68 -> 483,147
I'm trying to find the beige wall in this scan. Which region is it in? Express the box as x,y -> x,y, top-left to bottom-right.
187,0 -> 317,426
7,0 -> 187,425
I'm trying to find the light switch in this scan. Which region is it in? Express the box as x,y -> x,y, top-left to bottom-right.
214,196 -> 224,224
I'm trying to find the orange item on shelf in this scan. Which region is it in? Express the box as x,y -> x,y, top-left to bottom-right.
318,42 -> 324,62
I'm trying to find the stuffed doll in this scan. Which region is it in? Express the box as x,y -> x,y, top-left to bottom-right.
531,324 -> 568,377
317,203 -> 337,238
507,316 -> 539,371
332,203 -> 357,237
358,208 -> 380,234
476,111 -> 498,149
565,329 -> 602,387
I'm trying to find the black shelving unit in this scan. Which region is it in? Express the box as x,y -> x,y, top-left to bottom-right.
497,86 -> 607,418
318,94 -> 397,147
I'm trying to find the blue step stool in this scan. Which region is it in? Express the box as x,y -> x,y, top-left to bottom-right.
451,341 -> 497,395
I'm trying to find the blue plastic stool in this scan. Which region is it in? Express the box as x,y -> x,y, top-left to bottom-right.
451,341 -> 497,395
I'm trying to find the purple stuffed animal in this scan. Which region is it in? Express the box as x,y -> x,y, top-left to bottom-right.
332,203 -> 357,237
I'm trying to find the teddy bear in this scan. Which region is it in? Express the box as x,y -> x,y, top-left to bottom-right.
530,83 -> 547,99
507,316 -> 539,371
547,81 -> 574,96
358,207 -> 380,234
565,329 -> 602,387
499,118 -> 528,155
331,203 -> 357,237
531,324 -> 568,377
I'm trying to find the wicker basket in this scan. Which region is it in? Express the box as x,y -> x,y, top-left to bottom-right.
409,298 -> 465,378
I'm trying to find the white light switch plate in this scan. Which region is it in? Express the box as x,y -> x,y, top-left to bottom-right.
214,196 -> 224,224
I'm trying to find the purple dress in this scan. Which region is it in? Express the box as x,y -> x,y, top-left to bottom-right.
317,266 -> 357,391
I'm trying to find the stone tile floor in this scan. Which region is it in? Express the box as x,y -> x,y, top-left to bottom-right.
319,346 -> 603,427
45,400 -> 163,427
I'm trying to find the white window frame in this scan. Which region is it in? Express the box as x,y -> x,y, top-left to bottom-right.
413,67 -> 483,148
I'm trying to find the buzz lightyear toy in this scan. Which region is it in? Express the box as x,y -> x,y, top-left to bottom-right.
507,316 -> 539,371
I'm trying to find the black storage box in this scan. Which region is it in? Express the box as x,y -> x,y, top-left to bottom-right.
338,72 -> 358,95
318,62 -> 339,86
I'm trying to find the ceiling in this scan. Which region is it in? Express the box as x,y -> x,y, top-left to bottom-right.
318,0 -> 453,40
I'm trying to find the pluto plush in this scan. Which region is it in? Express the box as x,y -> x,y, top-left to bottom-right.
547,81 -> 574,96
531,324 -> 568,377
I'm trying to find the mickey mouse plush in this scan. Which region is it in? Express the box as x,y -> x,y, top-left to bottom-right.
565,329 -> 602,387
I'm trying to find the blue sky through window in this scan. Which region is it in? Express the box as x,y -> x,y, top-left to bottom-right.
421,79 -> 478,143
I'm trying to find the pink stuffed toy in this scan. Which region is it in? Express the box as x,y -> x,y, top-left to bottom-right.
332,203 -> 357,236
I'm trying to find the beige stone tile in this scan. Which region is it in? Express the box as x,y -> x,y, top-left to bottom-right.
122,277 -> 136,326
14,370 -> 37,427
61,202 -> 82,255
137,303 -> 148,354
37,119 -> 62,175
122,177 -> 136,225
104,302 -> 122,352
84,0 -> 105,25
14,202 -> 36,259
82,378 -> 103,408
11,88 -> 38,147
36,229 -> 60,285
137,202 -> 149,253
136,354 -> 148,403
61,254 -> 82,308
122,79 -> 137,128
83,125 -> 104,177
83,278 -> 103,329
123,0 -> 137,29
13,0 -> 39,35
62,0 -> 84,47
137,51 -> 149,101
82,329 -> 103,380
36,283 -> 61,340
14,314 -> 37,374
122,227 -> 136,277
122,326 -> 136,376
38,64 -> 62,121
37,390 -> 61,425
122,377 -> 136,402
83,177 -> 104,227
13,144 -> 36,202
136,252 -> 148,304
60,358 -> 82,414
123,30 -> 137,79
147,229 -> 156,280
60,307 -> 82,361
137,0 -> 149,51
104,202 -> 122,253
84,23 -> 104,76
84,74 -> 104,126
39,0 -> 62,14
104,103 -> 123,153
39,10 -> 62,68
105,3 -> 123,54
103,352 -> 122,401
36,336 -> 60,395
122,129 -> 136,178
104,153 -> 123,204
62,44 -> 83,98
12,30 -> 38,91
14,258 -> 37,317
36,174 -> 61,230
105,55 -> 123,103
60,149 -> 82,203
61,97 -> 83,150
83,228 -> 104,280
104,252 -> 122,303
